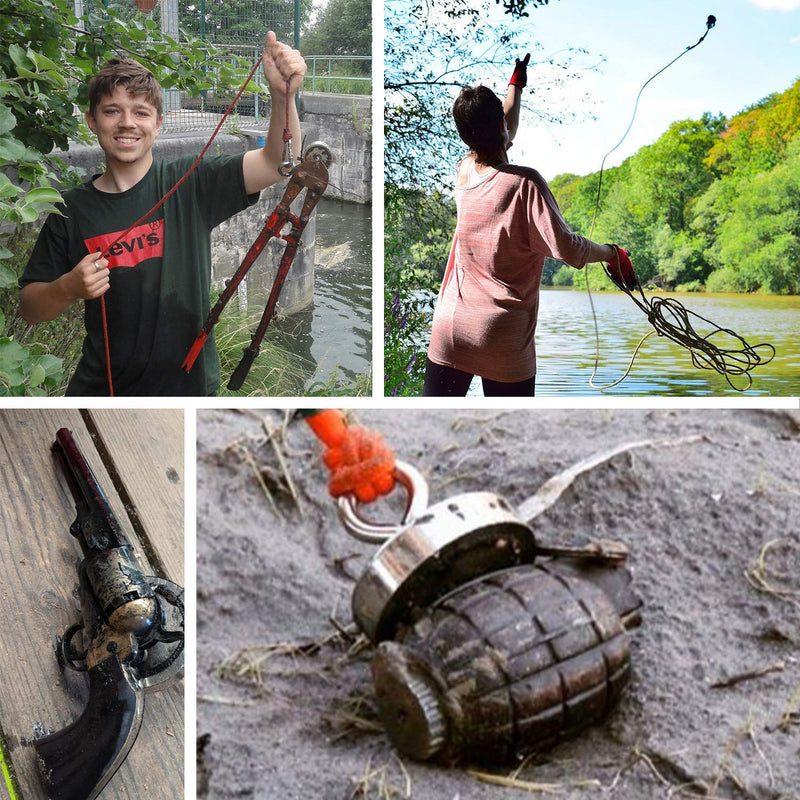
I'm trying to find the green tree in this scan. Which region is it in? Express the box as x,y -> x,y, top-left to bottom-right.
706,79 -> 800,177
709,134 -> 800,294
178,0 -> 309,47
301,0 -> 370,59
633,113 -> 724,233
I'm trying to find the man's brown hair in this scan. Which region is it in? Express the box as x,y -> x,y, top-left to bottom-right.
88,58 -> 163,118
452,85 -> 504,162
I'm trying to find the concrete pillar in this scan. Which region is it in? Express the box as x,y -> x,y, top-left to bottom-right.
160,0 -> 181,114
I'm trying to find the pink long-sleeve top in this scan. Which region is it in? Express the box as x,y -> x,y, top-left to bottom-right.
427,161 -> 591,382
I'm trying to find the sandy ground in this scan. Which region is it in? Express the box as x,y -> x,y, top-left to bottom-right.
196,409 -> 800,800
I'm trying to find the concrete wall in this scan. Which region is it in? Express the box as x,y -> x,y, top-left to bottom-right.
51,93 -> 371,315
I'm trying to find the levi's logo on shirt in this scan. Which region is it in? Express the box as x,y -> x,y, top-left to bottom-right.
84,219 -> 164,268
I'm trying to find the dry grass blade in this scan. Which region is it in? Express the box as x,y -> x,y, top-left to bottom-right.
518,435 -> 705,523
324,690 -> 384,743
744,538 -> 800,607
197,694 -> 254,707
708,713 -> 753,797
262,417 -> 304,518
214,632 -> 344,686
710,660 -> 786,689
239,444 -> 284,519
349,755 -> 412,799
469,769 -> 601,794
778,678 -> 800,733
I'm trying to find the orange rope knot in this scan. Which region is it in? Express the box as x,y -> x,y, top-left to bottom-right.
305,411 -> 396,503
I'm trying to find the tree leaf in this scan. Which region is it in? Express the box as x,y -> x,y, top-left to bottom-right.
28,362 -> 46,387
0,174 -> 21,200
0,105 -> 16,136
0,135 -> 27,162
8,43 -> 35,72
17,204 -> 41,224
25,186 -> 63,207
0,263 -> 18,290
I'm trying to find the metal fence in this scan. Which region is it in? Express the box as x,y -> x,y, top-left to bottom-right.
164,54 -> 372,133
76,0 -> 371,134
305,56 -> 371,94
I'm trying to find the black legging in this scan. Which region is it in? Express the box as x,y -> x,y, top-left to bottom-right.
422,358 -> 535,397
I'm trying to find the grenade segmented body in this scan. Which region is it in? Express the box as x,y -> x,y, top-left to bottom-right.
372,562 -> 632,766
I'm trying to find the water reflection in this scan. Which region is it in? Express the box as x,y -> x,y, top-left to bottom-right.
264,198 -> 372,389
464,288 -> 799,396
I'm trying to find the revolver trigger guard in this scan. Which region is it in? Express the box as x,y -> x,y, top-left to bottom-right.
60,622 -> 88,672
131,577 -> 185,691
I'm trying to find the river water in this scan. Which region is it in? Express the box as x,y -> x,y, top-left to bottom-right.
460,287 -> 800,397
260,198 -> 372,392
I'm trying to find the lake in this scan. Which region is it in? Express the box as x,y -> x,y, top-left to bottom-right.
460,287 -> 799,397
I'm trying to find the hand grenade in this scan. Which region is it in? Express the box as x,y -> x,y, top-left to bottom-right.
338,463 -> 641,766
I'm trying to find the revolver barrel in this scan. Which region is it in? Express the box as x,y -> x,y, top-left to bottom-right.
54,428 -> 158,636
53,427 -> 126,553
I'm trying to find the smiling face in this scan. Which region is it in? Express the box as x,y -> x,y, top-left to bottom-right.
86,86 -> 162,168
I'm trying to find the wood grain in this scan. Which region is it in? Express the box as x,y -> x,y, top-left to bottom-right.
0,410 -> 184,800
86,409 -> 185,584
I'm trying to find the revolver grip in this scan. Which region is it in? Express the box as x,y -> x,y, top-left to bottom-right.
34,654 -> 144,800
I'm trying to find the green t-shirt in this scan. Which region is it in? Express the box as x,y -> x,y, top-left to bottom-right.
21,153 -> 259,396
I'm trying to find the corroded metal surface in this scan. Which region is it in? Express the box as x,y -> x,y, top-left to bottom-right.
373,562 -> 635,766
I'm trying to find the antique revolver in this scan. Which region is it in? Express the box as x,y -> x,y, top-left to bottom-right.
34,428 -> 185,800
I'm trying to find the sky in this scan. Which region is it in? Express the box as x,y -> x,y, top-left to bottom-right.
490,0 -> 800,180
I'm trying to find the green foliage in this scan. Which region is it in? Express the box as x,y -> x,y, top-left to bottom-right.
555,80 -> 800,295
213,297 -> 370,397
632,113 -> 724,232
178,0 -> 311,47
708,135 -> 800,294
384,264 -> 437,397
306,366 -> 372,397
301,0 -> 370,61
706,81 -> 800,176
551,264 -> 574,286
384,184 -> 452,395
297,0 -> 373,95
303,63 -> 371,96
213,304 -> 315,396
0,335 -> 64,396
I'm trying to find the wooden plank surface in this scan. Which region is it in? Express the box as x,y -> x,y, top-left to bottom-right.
0,409 -> 184,800
87,409 -> 185,583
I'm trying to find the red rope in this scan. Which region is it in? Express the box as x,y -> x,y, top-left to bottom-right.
100,295 -> 113,394
96,56 -> 265,395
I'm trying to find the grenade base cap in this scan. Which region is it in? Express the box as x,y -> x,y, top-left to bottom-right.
373,641 -> 447,761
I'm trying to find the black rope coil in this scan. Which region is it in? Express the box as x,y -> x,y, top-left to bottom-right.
604,266 -> 776,391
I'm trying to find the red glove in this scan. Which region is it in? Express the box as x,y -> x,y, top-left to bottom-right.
509,53 -> 530,88
605,245 -> 637,291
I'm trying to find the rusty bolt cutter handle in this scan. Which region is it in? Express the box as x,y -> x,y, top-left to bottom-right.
181,153 -> 329,383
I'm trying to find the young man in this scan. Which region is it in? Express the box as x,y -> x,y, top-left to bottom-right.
20,32 -> 306,396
